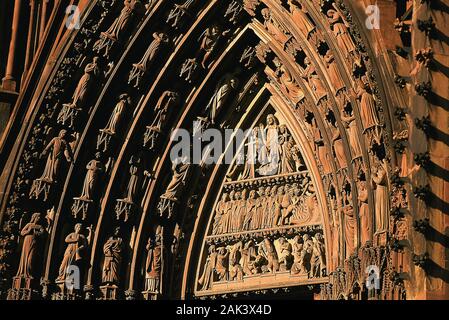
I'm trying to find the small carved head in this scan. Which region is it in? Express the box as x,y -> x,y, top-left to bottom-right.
59,129 -> 68,138
74,223 -> 82,233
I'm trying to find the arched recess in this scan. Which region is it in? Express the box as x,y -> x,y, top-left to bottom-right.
0,0 -> 408,300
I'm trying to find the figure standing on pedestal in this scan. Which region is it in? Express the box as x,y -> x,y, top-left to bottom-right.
102,227 -> 123,285
14,213 -> 44,279
56,223 -> 87,282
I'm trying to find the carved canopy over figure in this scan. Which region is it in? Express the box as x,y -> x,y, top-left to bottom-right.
102,227 -> 123,285
68,57 -> 100,109
56,224 -> 87,282
102,94 -> 131,134
202,75 -> 239,125
38,129 -> 73,183
145,226 -> 163,294
79,152 -> 104,200
15,213 -> 44,279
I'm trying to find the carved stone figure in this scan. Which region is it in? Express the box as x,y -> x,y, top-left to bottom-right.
94,0 -> 142,57
144,91 -> 178,149
199,25 -> 227,69
241,240 -> 258,275
358,180 -> 371,244
198,245 -> 217,290
278,64 -> 304,105
291,235 -> 303,274
162,158 -> 191,201
279,124 -> 296,173
228,243 -> 243,281
327,9 -> 356,58
15,213 -> 44,278
79,152 -> 104,200
257,114 -> 280,176
302,57 -> 326,101
128,32 -> 168,87
372,163 -> 389,233
343,204 -> 356,258
37,129 -> 73,183
278,237 -> 292,270
356,82 -> 381,143
287,0 -> 315,39
252,187 -> 265,230
242,190 -> 257,230
202,75 -> 238,125
331,124 -> 347,169
261,238 -> 279,272
56,57 -> 100,127
340,108 -> 363,160
261,8 -> 290,46
102,94 -> 131,134
56,224 -> 87,282
311,233 -> 326,277
213,193 -> 229,235
240,127 -> 259,180
215,247 -> 229,281
145,226 -> 163,294
123,156 -> 141,203
106,0 -> 139,40
297,234 -> 313,275
68,57 -> 100,110
102,227 -> 123,285
324,50 -> 345,93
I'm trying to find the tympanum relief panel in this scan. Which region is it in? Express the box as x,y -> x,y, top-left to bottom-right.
195,111 -> 327,296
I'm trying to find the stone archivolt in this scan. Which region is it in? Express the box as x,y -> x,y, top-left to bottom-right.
0,0 -> 446,301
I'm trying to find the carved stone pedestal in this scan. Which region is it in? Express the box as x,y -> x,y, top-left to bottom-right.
143,126 -> 160,150
71,197 -> 93,220
97,129 -> 114,152
115,199 -> 135,222
128,65 -> 145,88
157,196 -> 176,219
57,104 -> 81,128
142,290 -> 159,300
52,280 -> 81,300
166,4 -> 189,29
29,178 -> 52,201
99,284 -> 118,300
179,58 -> 198,82
93,33 -> 117,59
6,276 -> 33,300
